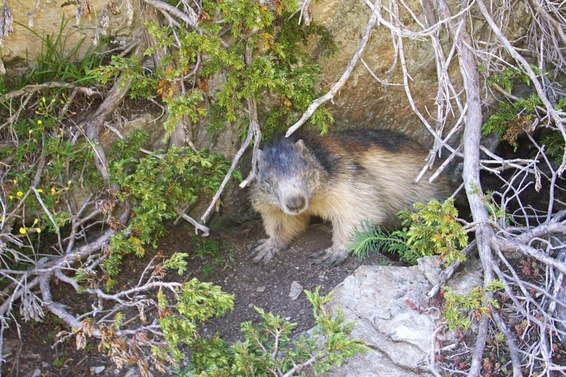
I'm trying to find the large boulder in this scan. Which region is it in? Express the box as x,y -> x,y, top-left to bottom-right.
1,1 -> 143,68
322,256 -> 482,376
0,0 -> 532,150
310,0 -> 437,144
309,0 -> 530,146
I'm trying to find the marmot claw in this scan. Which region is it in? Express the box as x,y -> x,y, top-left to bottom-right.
310,248 -> 348,268
250,239 -> 278,265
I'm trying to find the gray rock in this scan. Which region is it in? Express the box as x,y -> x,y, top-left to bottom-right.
322,258 -> 482,377
289,281 -> 303,301
3,1 -> 142,68
91,365 -> 106,374
446,256 -> 483,295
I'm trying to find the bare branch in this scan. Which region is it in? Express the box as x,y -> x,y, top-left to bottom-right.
198,44 -> 262,226
475,0 -> 566,173
285,0 -> 378,137
2,82 -> 100,100
143,0 -> 198,29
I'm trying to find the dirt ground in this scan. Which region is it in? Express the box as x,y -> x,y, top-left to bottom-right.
1,219 -> 386,377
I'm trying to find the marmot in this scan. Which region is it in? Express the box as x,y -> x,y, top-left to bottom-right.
250,129 -> 451,267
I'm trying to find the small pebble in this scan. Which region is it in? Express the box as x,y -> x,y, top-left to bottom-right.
91,366 -> 106,374
289,281 -> 303,301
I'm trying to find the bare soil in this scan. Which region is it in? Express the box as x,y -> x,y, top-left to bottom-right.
1,219 -> 386,377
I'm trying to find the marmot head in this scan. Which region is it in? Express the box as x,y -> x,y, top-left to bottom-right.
256,136 -> 320,215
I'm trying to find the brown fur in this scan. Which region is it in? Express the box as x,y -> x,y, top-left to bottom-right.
251,129 -> 451,266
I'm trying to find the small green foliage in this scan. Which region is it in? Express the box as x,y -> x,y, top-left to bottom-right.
486,66 -> 532,93
402,199 -> 468,264
193,237 -> 237,276
84,342 -> 95,352
303,287 -> 369,372
163,252 -> 190,275
104,133 -> 233,275
481,96 -> 542,151
188,287 -> 368,376
189,334 -> 232,375
0,19 -> 108,273
52,357 -> 66,368
494,332 -> 505,343
0,111 -> 97,237
104,232 -> 145,277
350,221 -> 409,261
14,17 -> 107,86
200,264 -> 215,277
482,191 -> 514,226
442,280 -> 505,331
156,279 -> 234,364
541,131 -> 566,163
351,199 -> 468,265
482,66 -> 565,154
99,1 -> 338,140
540,97 -> 566,162
110,129 -> 149,162
112,312 -> 124,329
194,237 -> 221,258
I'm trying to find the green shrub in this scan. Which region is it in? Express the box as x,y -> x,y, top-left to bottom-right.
350,199 -> 468,265
481,65 -> 565,161
441,280 -> 505,331
103,131 -> 236,276
92,1 -> 337,139
186,287 -> 369,377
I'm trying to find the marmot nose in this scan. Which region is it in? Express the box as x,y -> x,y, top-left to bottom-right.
286,195 -> 307,213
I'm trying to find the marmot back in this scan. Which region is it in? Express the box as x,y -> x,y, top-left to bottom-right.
251,129 -> 451,266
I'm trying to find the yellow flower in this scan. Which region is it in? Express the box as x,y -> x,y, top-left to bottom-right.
29,129 -> 33,134
35,228 -> 42,233
16,191 -> 23,197
37,120 -> 42,125
68,180 -> 72,185
19,227 -> 27,234
37,188 -> 43,193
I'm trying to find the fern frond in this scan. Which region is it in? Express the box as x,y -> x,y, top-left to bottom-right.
349,221 -> 409,261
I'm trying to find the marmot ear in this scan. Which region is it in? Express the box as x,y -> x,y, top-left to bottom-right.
295,139 -> 305,152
